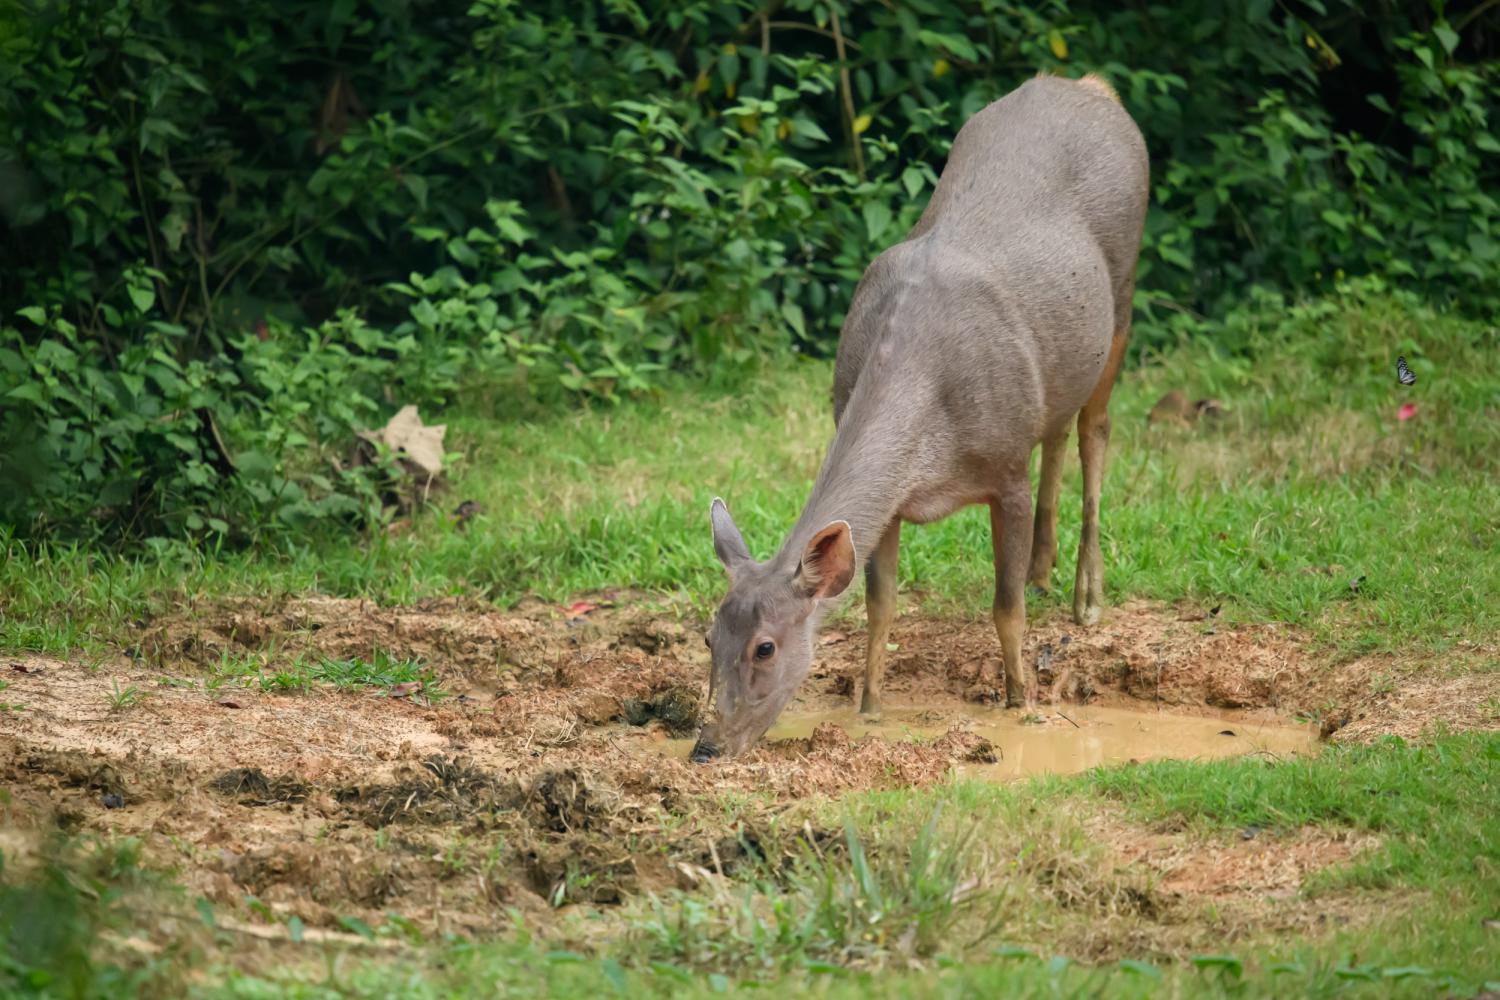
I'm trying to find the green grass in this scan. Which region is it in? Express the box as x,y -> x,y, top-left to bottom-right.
8,732 -> 1496,998
1,282 -> 1496,663
203,645 -> 441,697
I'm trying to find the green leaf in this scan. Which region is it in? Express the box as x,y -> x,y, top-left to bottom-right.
17,306 -> 47,325
336,915 -> 374,940
446,238 -> 479,267
902,166 -> 926,200
600,958 -> 626,991
781,300 -> 806,339
402,173 -> 429,209
1118,960 -> 1162,978
6,383 -> 45,404
287,916 -> 304,942
128,282 -> 156,313
1382,966 -> 1433,980
1192,955 -> 1244,978
1433,23 -> 1459,55
862,201 -> 892,243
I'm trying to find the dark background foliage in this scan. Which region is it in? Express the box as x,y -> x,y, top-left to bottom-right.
1,0 -> 1496,541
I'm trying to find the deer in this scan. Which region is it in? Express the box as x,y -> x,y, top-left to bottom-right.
692,73 -> 1148,762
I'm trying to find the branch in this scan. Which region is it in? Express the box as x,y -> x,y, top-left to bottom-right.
830,8 -> 865,181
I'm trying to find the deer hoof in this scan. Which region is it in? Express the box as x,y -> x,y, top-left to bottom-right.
1073,602 -> 1101,627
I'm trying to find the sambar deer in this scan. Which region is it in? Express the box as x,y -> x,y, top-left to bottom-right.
693,73 -> 1148,761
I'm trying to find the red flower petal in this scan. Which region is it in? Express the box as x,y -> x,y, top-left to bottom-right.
1397,402 -> 1417,421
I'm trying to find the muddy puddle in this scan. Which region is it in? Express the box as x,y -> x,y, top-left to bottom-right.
655,704 -> 1318,779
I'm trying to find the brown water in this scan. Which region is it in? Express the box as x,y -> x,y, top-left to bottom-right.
662,704 -> 1318,779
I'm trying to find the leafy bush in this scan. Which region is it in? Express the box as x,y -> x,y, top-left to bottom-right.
1,0 -> 1496,541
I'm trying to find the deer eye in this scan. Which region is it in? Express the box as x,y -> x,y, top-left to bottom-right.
754,641 -> 775,660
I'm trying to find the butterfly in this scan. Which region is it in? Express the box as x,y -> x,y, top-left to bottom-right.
1396,356 -> 1416,386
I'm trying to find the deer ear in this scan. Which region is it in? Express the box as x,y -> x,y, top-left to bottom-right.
710,497 -> 751,573
795,521 -> 857,600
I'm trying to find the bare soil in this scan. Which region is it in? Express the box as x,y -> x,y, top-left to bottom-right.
2,594 -> 1494,943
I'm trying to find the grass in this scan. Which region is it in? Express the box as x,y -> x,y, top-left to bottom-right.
105,678 -> 143,713
2,282 -> 1498,996
1,282 -> 1496,664
203,646 -> 441,698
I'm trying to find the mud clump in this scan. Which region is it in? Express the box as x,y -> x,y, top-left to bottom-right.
622,684 -> 702,736
209,767 -> 310,805
933,728 -> 1000,764
526,767 -> 623,834
612,621 -> 688,654
808,722 -> 851,753
21,751 -> 127,796
338,755 -> 517,827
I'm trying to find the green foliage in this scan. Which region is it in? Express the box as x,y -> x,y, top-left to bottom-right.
2,1 -> 1497,540
635,809 -> 993,974
0,837 -> 177,997
3,286 -> 1496,660
1090,732 -> 1500,888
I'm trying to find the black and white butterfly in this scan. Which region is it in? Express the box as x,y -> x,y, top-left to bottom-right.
1396,356 -> 1416,386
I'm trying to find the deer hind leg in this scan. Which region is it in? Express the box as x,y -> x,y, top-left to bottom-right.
860,519 -> 901,717
1028,429 -> 1068,591
991,479 -> 1036,708
1074,327 -> 1130,626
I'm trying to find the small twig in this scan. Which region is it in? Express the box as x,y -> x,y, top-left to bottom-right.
1056,709 -> 1080,729
765,20 -> 863,50
1154,644 -> 1163,711
829,8 -> 865,181
1457,0 -> 1499,31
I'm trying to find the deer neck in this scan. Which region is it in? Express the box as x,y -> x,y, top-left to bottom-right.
776,378 -> 925,571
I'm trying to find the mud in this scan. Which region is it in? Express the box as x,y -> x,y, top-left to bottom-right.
1,594 -> 1494,940
660,703 -> 1318,779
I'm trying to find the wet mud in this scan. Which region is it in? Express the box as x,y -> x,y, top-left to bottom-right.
1,594 -> 1494,940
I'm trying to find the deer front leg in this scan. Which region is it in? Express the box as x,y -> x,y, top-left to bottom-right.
992,482 -> 1037,708
860,520 -> 901,717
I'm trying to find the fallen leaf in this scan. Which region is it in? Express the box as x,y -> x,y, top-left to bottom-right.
357,405 -> 446,480
1218,729 -> 1236,737
389,681 -> 422,698
384,518 -> 413,536
884,642 -> 899,652
822,630 -> 849,645
564,601 -> 599,620
217,699 -> 243,709
10,663 -> 40,674
1397,402 -> 1417,421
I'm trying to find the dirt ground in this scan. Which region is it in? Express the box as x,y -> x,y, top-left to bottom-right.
2,594 -> 1495,948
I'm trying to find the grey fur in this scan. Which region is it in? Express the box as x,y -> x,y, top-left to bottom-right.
695,75 -> 1148,760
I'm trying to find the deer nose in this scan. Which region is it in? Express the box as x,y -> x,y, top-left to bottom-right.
689,738 -> 721,763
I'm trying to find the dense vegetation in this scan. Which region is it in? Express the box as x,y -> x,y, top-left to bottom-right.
2,0 -> 1497,540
